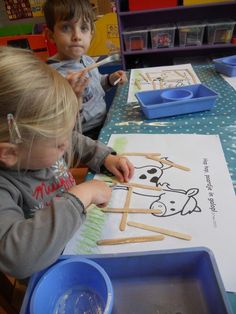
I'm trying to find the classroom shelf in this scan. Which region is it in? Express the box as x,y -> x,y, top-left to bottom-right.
115,1 -> 236,69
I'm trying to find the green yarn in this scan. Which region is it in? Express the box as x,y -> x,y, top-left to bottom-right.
112,136 -> 128,154
72,205 -> 107,254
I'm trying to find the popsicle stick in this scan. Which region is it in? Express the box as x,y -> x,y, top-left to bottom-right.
152,80 -> 157,90
186,69 -> 198,84
174,70 -> 186,79
160,79 -> 164,89
112,180 -> 162,191
146,155 -> 191,172
134,78 -> 141,90
119,187 -> 132,231
119,152 -> 161,157
102,208 -> 162,214
139,72 -> 149,83
145,72 -> 152,82
113,77 -> 121,85
97,234 -> 165,245
85,54 -> 119,72
127,221 -> 192,241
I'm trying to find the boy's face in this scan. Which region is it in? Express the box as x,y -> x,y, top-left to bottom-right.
49,17 -> 93,60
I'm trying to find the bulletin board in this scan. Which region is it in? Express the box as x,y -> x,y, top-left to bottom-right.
4,0 -> 33,20
29,0 -> 45,17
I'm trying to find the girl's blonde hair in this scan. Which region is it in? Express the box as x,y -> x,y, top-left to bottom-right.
0,46 -> 79,166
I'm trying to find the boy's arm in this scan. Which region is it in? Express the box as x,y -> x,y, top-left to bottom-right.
101,70 -> 128,91
73,132 -> 114,173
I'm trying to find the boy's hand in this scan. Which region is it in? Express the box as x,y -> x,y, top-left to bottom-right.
103,154 -> 134,183
66,69 -> 90,98
68,180 -> 112,208
108,70 -> 127,86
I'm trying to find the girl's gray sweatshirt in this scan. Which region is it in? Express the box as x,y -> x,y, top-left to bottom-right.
0,133 -> 113,279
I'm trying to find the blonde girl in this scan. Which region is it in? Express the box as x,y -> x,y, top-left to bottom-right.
0,46 -> 133,279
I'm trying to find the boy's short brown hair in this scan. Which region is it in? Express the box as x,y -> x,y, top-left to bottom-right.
43,0 -> 95,33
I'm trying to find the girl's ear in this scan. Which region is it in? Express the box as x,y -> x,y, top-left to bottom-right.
0,143 -> 19,167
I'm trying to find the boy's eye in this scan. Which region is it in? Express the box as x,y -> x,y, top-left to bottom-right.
81,23 -> 90,32
61,24 -> 70,32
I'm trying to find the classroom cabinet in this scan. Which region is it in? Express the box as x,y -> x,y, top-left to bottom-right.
115,0 -> 236,69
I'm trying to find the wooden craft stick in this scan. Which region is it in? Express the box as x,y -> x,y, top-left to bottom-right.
146,155 -> 191,172
159,79 -> 163,89
112,180 -> 162,191
152,80 -> 157,90
97,234 -> 165,245
119,152 -> 161,157
119,187 -> 132,231
113,77 -> 121,85
186,69 -> 198,83
102,208 -> 162,214
174,70 -> 186,79
134,78 -> 141,90
146,72 -> 152,82
127,221 -> 192,241
139,72 -> 149,83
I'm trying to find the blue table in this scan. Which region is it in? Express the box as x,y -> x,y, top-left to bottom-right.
99,63 -> 236,312
21,63 -> 236,313
100,64 -> 236,193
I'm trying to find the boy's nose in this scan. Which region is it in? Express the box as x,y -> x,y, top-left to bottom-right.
72,27 -> 82,41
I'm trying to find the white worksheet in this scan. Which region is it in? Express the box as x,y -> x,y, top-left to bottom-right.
64,134 -> 236,292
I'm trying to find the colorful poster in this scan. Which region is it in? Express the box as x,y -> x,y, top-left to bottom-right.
64,134 -> 236,292
29,0 -> 45,17
4,0 -> 33,20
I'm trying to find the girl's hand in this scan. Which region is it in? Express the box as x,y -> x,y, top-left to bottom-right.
104,154 -> 134,183
66,69 -> 90,98
108,70 -> 127,86
68,180 -> 112,208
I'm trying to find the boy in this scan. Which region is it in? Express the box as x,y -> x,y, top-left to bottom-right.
43,0 -> 127,139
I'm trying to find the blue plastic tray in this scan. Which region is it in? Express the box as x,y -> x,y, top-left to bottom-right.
20,247 -> 232,314
135,84 -> 218,119
213,55 -> 236,77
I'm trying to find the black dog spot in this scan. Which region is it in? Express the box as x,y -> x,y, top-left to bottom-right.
150,176 -> 159,183
147,168 -> 157,174
139,174 -> 147,180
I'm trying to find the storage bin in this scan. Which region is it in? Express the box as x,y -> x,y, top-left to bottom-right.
150,23 -> 176,48
135,84 -> 218,119
207,19 -> 236,44
177,21 -> 206,46
129,0 -> 177,11
123,28 -> 148,51
213,55 -> 236,77
20,248 -> 233,314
